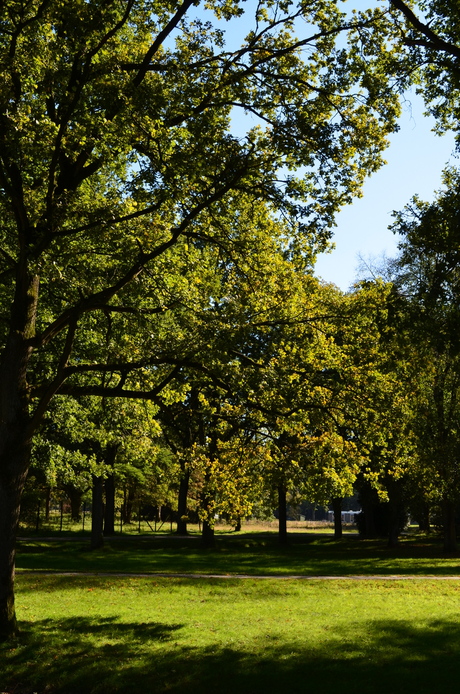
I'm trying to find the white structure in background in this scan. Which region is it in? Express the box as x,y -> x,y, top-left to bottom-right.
327,510 -> 360,524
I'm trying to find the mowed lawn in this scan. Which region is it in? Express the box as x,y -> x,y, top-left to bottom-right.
3,532 -> 460,693
13,530 -> 460,576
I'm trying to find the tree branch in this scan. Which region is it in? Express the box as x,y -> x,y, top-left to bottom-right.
132,0 -> 198,87
34,153 -> 253,348
390,0 -> 460,61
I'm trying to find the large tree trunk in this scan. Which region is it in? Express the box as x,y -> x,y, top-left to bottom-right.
387,477 -> 404,549
201,519 -> 215,548
62,484 -> 83,521
103,474 -> 116,536
332,497 -> 343,539
417,502 -> 431,533
121,486 -> 135,524
358,484 -> 378,538
199,447 -> 215,547
0,274 -> 39,640
278,483 -> 288,546
200,489 -> 215,548
176,465 -> 190,535
388,508 -> 400,548
0,454 -> 29,641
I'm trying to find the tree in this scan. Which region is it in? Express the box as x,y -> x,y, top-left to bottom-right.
389,173 -> 460,550
33,391 -> 168,538
388,0 -> 460,142
218,279 -> 365,544
0,0 -> 401,639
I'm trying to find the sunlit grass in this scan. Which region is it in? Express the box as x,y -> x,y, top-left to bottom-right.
3,575 -> 460,693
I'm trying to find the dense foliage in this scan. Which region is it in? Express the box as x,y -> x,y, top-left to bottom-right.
1,0 -> 460,640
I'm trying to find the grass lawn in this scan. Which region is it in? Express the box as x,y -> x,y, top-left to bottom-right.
3,575 -> 460,694
15,530 -> 460,576
4,531 -> 460,693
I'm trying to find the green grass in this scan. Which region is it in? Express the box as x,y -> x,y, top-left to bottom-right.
4,575 -> 460,693
7,530 -> 460,693
15,531 -> 460,576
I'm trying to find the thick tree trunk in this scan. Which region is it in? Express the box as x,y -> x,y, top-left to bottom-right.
443,498 -> 457,553
417,502 -> 431,533
0,458 -> 29,641
387,478 -> 403,548
199,453 -> 215,547
0,274 -> 39,640
63,484 -> 83,521
121,486 -> 135,524
332,497 -> 343,539
278,483 -> 288,546
176,466 -> 190,535
200,483 -> 215,548
201,519 -> 215,548
388,513 -> 400,548
359,490 -> 377,538
91,476 -> 104,550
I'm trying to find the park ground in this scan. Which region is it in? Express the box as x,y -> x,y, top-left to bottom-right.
3,523 -> 460,694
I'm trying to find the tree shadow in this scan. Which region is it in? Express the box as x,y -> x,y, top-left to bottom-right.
3,615 -> 460,694
17,532 -> 460,578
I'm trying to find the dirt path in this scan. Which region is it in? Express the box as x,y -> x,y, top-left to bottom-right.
16,569 -> 460,580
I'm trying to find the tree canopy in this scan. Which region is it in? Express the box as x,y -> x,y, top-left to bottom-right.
4,0 -> 460,642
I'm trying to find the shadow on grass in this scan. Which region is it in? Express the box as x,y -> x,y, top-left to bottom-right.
3,615 -> 460,694
16,533 -> 460,578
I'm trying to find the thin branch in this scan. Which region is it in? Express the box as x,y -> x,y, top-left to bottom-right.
92,304 -> 172,315
36,200 -> 165,250
48,384 -> 166,401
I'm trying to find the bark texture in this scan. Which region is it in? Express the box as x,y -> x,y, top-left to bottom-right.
0,274 -> 39,640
